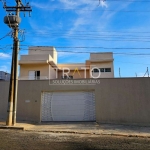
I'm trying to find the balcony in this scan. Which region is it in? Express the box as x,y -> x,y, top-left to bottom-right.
19,76 -> 49,80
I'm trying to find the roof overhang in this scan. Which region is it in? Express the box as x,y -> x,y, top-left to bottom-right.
90,59 -> 114,63
48,61 -> 58,69
19,60 -> 49,65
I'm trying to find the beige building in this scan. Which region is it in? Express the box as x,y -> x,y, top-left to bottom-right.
1,47 -> 149,125
19,46 -> 114,80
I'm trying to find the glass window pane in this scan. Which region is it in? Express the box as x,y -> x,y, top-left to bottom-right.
100,68 -> 104,72
105,68 -> 111,72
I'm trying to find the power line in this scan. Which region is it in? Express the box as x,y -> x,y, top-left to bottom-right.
17,47 -> 150,56
24,32 -> 150,38
20,46 -> 150,50
18,31 -> 150,42
18,35 -> 150,42
0,31 -> 12,40
2,45 -> 150,50
116,61 -> 150,66
1,29 -> 150,34
39,7 -> 150,13
1,52 -> 150,66
24,30 -> 150,34
108,0 -> 150,1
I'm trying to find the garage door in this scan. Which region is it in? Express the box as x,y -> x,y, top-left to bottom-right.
41,91 -> 96,121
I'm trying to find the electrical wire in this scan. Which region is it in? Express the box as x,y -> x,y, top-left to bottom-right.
24,33 -> 150,39
0,31 -> 12,41
96,0 -> 150,2
15,31 -> 150,42
43,8 -> 150,13
2,45 -> 150,50
18,30 -> 25,42
1,46 -> 150,66
24,30 -> 150,34
1,29 -> 150,34
20,30 -> 150,42
16,47 -> 150,56
116,61 -> 150,66
0,41 -> 12,58
3,45 -> 150,57
103,0 -> 150,2
20,45 -> 150,50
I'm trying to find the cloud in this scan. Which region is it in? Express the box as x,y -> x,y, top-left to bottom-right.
99,0 -> 108,8
31,2 -> 49,10
28,0 -> 136,48
0,53 -> 10,58
31,0 -> 107,11
59,0 -> 108,9
59,0 -> 77,8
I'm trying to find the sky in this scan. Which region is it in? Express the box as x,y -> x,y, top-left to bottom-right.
0,0 -> 150,77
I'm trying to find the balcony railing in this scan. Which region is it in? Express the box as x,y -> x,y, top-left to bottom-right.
19,76 -> 49,80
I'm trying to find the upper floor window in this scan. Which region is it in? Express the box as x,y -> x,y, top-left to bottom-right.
100,68 -> 104,72
92,68 -> 111,73
105,68 -> 111,72
92,68 -> 99,73
29,71 -> 40,80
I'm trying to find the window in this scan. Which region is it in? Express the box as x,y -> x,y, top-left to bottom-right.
100,68 -> 104,72
35,71 -> 40,80
61,75 -> 73,79
92,68 -> 111,73
92,68 -> 99,73
105,68 -> 111,72
29,71 -> 40,80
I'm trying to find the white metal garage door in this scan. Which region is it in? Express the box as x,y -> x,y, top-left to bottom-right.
41,91 -> 96,121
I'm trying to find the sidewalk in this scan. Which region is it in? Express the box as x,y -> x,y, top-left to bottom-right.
0,121 -> 150,138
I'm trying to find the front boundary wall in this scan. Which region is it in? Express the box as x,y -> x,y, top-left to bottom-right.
0,78 -> 150,126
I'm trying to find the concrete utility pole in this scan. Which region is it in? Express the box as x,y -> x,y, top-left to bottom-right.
2,0 -> 32,126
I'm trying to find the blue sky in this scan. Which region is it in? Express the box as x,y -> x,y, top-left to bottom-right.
0,0 -> 150,77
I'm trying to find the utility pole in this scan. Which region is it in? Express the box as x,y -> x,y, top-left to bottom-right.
12,0 -> 20,126
3,0 -> 32,126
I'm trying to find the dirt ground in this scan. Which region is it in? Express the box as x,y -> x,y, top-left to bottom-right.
0,130 -> 150,150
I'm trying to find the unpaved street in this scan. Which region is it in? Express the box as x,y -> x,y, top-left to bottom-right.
0,130 -> 150,150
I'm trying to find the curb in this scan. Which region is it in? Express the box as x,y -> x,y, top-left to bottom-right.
100,133 -> 150,138
0,126 -> 24,130
25,129 -> 150,138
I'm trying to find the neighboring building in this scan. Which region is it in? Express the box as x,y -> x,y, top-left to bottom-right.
0,71 -> 10,81
19,46 -> 114,80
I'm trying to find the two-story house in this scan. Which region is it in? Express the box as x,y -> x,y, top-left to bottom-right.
19,46 -> 114,80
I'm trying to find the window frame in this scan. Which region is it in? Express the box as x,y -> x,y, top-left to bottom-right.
105,68 -> 111,72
